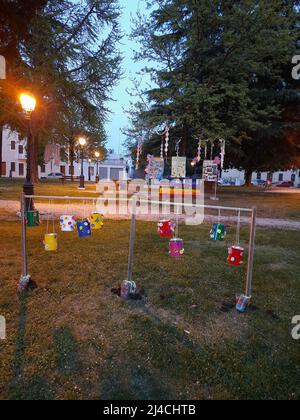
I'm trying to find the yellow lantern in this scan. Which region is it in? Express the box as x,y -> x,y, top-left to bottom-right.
44,233 -> 58,252
90,212 -> 104,230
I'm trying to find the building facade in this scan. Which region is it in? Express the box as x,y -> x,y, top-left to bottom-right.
222,168 -> 300,187
0,127 -> 127,181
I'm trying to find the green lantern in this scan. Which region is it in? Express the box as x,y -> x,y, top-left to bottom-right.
26,210 -> 40,227
210,223 -> 226,241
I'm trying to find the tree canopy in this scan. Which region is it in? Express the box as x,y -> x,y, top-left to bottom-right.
0,0 -> 122,180
127,0 -> 300,181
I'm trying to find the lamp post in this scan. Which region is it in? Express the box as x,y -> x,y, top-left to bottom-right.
95,151 -> 100,183
78,137 -> 87,190
19,93 -> 36,211
88,159 -> 92,181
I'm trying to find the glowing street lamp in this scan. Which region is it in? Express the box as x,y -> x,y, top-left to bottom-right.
19,93 -> 37,210
78,137 -> 87,189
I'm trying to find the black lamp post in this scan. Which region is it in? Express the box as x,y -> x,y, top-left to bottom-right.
95,151 -> 100,183
78,137 -> 87,189
20,93 -> 36,211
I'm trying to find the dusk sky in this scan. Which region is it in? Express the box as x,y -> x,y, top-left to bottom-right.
105,0 -> 150,155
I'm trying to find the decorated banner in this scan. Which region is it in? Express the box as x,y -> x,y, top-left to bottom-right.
172,157 -> 186,178
145,155 -> 165,181
203,160 -> 218,181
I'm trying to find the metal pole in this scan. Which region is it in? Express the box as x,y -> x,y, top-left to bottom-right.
127,195 -> 137,282
79,148 -> 85,189
23,117 -> 34,211
245,207 -> 257,298
21,193 -> 28,278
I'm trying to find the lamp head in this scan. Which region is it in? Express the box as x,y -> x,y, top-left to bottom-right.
78,137 -> 87,147
20,93 -> 36,115
94,151 -> 100,159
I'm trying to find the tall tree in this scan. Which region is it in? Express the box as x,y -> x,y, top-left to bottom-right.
127,0 -> 300,182
0,0 -> 121,182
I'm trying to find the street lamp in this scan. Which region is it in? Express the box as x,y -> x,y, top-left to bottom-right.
78,136 -> 87,189
94,151 -> 100,183
19,93 -> 37,211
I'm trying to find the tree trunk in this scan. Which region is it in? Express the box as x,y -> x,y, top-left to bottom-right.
244,169 -> 253,187
0,126 -> 3,178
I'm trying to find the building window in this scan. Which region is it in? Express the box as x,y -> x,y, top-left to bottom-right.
10,162 -> 16,172
41,164 -> 46,173
10,141 -> 16,151
257,173 -> 261,181
69,166 -> 74,176
18,145 -> 24,154
19,163 -> 24,176
60,166 -> 66,175
291,174 -> 296,182
279,174 -> 284,182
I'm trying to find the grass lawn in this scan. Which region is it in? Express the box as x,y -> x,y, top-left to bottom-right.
0,178 -> 98,201
1,178 -> 299,220
0,219 -> 299,400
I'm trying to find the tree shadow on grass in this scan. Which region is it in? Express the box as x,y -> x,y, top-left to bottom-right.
9,292 -> 55,400
53,327 -> 81,376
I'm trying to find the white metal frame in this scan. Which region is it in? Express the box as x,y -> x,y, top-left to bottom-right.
20,194 -> 257,300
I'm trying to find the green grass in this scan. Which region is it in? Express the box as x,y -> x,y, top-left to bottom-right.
1,179 -> 299,220
0,219 -> 300,400
0,178 -> 98,201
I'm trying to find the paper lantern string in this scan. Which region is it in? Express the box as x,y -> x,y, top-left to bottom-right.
219,138 -> 226,169
136,136 -> 143,170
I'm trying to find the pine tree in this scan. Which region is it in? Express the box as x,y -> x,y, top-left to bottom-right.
128,0 -> 300,182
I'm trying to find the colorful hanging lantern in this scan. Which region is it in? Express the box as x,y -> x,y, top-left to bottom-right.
169,238 -> 185,258
60,215 -> 76,232
43,233 -> 58,252
210,224 -> 226,241
90,212 -> 104,230
158,220 -> 175,239
26,210 -> 40,227
227,246 -> 244,267
77,220 -> 92,238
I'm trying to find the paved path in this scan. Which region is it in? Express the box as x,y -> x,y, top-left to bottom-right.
0,199 -> 299,230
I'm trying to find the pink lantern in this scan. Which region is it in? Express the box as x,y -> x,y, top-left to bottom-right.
169,238 -> 184,258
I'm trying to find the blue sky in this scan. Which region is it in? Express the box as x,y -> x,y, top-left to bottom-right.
105,0 -> 149,155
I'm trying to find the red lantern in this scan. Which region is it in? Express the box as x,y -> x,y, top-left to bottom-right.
157,220 -> 175,238
227,246 -> 244,267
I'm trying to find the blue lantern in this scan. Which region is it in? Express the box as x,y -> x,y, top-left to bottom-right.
77,220 -> 92,238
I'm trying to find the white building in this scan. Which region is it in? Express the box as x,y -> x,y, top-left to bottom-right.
0,127 -> 127,181
222,168 -> 300,187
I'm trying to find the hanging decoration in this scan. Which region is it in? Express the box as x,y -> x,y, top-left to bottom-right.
169,238 -> 185,258
227,210 -> 244,266
26,210 -> 40,228
169,208 -> 184,258
145,154 -> 164,181
44,201 -> 58,252
210,209 -> 226,241
90,211 -> 104,230
219,138 -> 226,169
158,220 -> 175,239
135,136 -> 143,170
197,138 -> 202,162
60,215 -> 76,232
44,233 -> 58,252
77,201 -> 92,238
165,126 -> 170,158
77,220 -> 92,238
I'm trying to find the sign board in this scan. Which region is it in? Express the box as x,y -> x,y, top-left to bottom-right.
0,55 -> 6,79
203,160 -> 218,182
145,157 -> 164,181
172,157 -> 186,178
